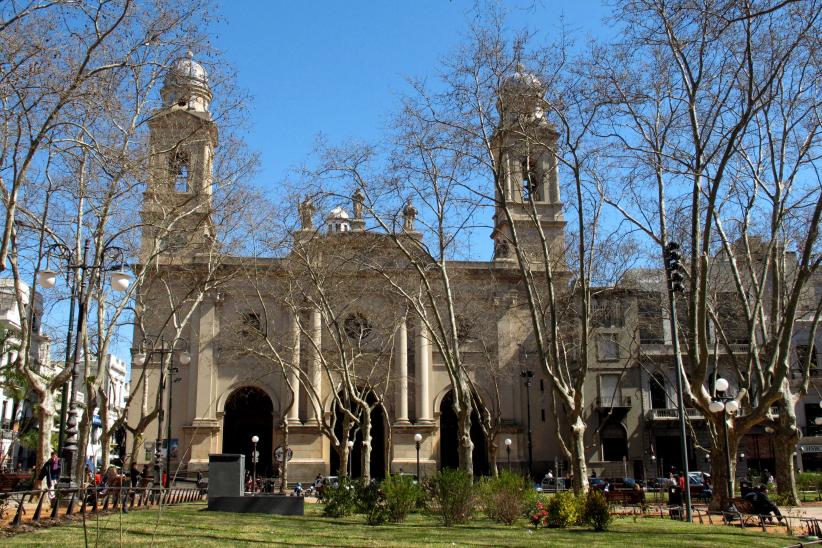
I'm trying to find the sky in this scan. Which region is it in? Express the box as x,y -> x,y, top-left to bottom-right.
102,1 -> 615,368
209,1 -> 613,194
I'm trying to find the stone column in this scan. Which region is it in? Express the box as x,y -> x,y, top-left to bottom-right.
306,308 -> 322,424
287,310 -> 301,425
194,295 -> 217,419
415,318 -> 432,423
395,318 -> 409,424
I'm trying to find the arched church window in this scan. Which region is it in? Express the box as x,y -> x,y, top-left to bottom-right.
520,159 -> 531,201
344,313 -> 372,342
170,152 -> 190,193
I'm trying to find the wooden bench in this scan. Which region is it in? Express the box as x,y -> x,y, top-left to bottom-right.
722,497 -> 787,531
605,490 -> 645,505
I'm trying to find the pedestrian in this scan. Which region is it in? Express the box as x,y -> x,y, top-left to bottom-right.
745,484 -> 783,523
38,451 -> 61,505
677,472 -> 686,491
130,462 -> 140,488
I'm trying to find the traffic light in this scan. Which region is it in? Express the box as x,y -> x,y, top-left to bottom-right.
664,242 -> 685,292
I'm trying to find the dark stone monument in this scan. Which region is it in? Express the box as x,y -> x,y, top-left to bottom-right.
206,453 -> 303,515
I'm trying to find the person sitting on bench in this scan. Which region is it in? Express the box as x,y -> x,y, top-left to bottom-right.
744,484 -> 783,523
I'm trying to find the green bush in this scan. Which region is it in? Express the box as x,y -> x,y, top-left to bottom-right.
355,480 -> 391,526
480,471 -> 530,525
797,472 -> 822,492
581,490 -> 612,531
545,491 -> 581,528
425,468 -> 476,526
322,476 -> 359,517
382,474 -> 423,523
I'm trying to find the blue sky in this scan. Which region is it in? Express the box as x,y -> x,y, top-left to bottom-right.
210,1 -> 612,192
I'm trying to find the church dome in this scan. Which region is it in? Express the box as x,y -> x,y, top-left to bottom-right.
166,51 -> 208,86
326,206 -> 350,221
501,63 -> 542,97
326,206 -> 351,234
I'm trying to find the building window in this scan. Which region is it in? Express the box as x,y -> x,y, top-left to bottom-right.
593,298 -> 624,328
520,159 -> 531,201
541,408 -> 545,422
597,333 -> 620,361
344,313 -> 372,342
599,373 -> 622,407
241,312 -> 264,337
171,152 -> 190,193
797,345 -> 819,369
650,372 -> 667,409
601,422 -> 628,461
637,296 -> 664,344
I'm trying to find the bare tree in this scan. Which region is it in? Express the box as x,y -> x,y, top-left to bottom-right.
596,0 -> 821,507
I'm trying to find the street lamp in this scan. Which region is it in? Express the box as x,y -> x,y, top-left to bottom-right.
504,438 -> 512,470
39,240 -> 131,485
251,435 -> 259,494
414,433 -> 423,481
520,370 -> 534,478
709,377 -> 739,509
346,439 -> 355,478
663,241 -> 692,522
132,336 -> 189,493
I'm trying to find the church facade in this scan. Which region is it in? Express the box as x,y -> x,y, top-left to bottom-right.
128,54 -> 821,484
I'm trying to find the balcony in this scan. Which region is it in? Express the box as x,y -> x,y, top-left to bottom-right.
595,396 -> 632,409
648,408 -> 705,421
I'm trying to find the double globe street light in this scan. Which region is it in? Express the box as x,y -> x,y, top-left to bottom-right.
708,377 -> 739,507
38,240 -> 131,484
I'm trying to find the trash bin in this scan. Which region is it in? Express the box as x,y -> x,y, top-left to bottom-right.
668,486 -> 683,505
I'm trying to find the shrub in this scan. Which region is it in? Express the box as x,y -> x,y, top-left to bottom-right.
480,471 -> 530,525
526,493 -> 551,528
425,468 -> 476,526
356,480 -> 391,526
544,491 -> 581,528
797,472 -> 822,492
322,476 -> 359,517
581,490 -> 612,531
382,474 -> 423,523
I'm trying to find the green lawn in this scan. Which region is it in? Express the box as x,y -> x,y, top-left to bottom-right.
4,502 -> 793,547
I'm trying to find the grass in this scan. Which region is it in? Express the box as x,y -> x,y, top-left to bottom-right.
3,502 -> 793,547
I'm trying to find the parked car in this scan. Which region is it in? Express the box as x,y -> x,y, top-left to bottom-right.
589,477 -> 607,491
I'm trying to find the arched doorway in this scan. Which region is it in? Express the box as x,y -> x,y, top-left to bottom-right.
330,391 -> 387,479
601,421 -> 628,461
222,387 -> 274,477
439,390 -> 489,475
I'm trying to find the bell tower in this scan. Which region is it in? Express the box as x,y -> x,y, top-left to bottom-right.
142,51 -> 218,261
491,63 -> 565,266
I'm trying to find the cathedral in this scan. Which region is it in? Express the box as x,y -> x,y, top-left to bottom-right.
129,53 -> 820,483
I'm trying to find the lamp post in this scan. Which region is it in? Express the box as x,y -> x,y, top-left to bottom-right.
132,337 -> 189,493
504,438 -> 512,471
663,241 -> 692,522
39,240 -> 131,484
346,439 -> 354,478
520,370 -> 534,477
251,435 -> 259,494
708,377 -> 739,509
414,433 -> 422,481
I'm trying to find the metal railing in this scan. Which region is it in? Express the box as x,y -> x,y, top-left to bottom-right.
0,484 -> 204,527
648,408 -> 705,420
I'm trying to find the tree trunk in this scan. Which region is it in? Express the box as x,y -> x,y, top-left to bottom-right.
709,428 -> 739,511
570,415 -> 588,494
361,408 -> 372,482
279,420 -> 289,494
456,399 -> 474,476
34,390 -> 57,474
773,387 -> 800,505
489,439 -> 498,477
74,406 -> 91,481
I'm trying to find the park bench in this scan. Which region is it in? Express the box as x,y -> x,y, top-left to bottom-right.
604,490 -> 645,505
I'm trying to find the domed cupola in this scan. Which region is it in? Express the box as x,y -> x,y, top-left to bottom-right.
326,206 -> 351,234
498,63 -> 546,124
161,51 -> 212,112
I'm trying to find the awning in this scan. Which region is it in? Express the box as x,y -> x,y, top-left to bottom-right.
799,437 -> 822,453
